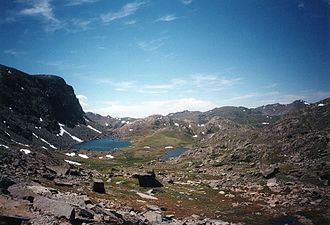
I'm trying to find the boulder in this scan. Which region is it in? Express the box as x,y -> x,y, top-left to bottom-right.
92,179 -> 105,193
143,211 -> 162,224
46,164 -> 70,177
137,172 -> 163,188
33,196 -> 75,220
261,165 -> 279,178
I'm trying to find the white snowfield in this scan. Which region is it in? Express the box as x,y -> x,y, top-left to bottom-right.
65,152 -> 76,157
32,133 -> 57,149
78,153 -> 89,159
106,154 -> 114,159
58,123 -> 83,142
165,146 -> 173,149
64,159 -> 81,166
87,125 -> 102,134
0,144 -> 9,149
20,149 -> 31,154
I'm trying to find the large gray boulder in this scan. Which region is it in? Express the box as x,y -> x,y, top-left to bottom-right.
33,196 -> 75,220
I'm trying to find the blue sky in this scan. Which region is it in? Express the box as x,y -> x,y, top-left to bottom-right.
1,0 -> 329,117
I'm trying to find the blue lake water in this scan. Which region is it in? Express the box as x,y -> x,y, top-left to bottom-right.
73,136 -> 130,152
159,147 -> 188,161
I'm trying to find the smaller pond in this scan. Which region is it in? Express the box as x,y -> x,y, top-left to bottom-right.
73,136 -> 130,152
159,147 -> 188,161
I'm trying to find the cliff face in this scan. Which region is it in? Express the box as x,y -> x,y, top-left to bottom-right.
0,64 -> 105,149
0,65 -> 85,129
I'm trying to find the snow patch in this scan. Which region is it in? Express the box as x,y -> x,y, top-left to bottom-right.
41,146 -> 47,150
12,140 -> 30,147
64,160 -> 81,166
129,129 -> 133,132
87,125 -> 102,134
39,118 -> 43,122
58,124 -> 83,142
20,149 -> 31,154
193,135 -> 198,138
8,70 -> 12,74
0,144 -> 9,149
318,103 -> 325,107
105,123 -> 109,126
262,122 -> 270,125
98,156 -> 103,159
143,146 -> 151,149
174,123 -> 179,127
106,154 -> 114,159
65,152 -> 76,157
32,133 -> 57,149
78,154 -> 89,159
188,124 -> 192,128
165,146 -> 173,149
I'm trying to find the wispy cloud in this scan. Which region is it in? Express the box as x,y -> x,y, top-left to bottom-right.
92,98 -> 217,118
124,19 -> 137,25
143,79 -> 185,90
18,0 -> 63,32
181,0 -> 193,5
155,14 -> 177,22
20,0 -> 56,21
265,83 -> 278,89
137,37 -> 167,52
191,73 -> 242,89
65,0 -> 100,6
68,18 -> 96,31
101,1 -> 146,23
76,94 -> 89,111
95,78 -> 136,91
4,49 -> 26,57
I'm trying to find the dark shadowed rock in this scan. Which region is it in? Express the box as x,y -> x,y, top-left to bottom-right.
33,196 -> 75,220
92,179 -> 105,193
137,171 -> 163,188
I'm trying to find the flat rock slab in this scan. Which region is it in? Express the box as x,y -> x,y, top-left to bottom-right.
33,196 -> 75,220
136,192 -> 158,200
54,179 -> 74,187
46,164 -> 70,177
0,195 -> 34,221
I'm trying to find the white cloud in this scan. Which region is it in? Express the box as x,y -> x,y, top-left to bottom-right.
20,0 -> 56,21
137,37 -> 167,52
77,94 -> 89,111
156,14 -> 177,22
92,98 -> 217,118
191,73 -> 242,89
95,78 -> 136,91
101,1 -> 146,23
143,79 -> 185,90
4,49 -> 26,57
181,0 -> 193,5
124,19 -> 137,25
19,0 -> 63,32
65,0 -> 100,6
